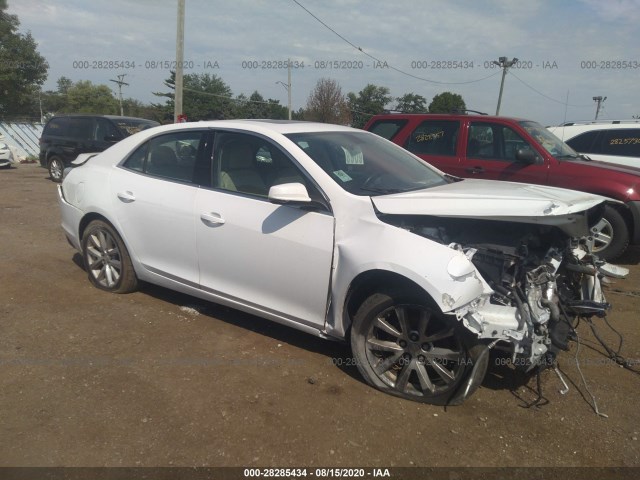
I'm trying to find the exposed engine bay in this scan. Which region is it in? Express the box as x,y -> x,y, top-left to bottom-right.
380,211 -> 628,373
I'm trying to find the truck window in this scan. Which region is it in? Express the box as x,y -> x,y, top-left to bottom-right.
405,120 -> 458,156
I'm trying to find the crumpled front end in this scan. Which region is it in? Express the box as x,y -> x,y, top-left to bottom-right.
381,209 -> 628,374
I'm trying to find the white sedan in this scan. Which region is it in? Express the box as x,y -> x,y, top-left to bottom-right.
58,120 -> 621,405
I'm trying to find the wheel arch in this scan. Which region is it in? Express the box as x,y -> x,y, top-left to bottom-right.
341,269 -> 441,338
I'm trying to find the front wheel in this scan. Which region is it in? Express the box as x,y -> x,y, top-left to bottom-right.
81,220 -> 138,293
351,290 -> 484,405
592,205 -> 629,261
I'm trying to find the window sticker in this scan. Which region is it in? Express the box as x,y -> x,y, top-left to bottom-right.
333,170 -> 352,182
343,146 -> 364,164
415,131 -> 445,142
610,138 -> 640,145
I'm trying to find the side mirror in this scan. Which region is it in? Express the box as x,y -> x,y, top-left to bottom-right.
515,148 -> 542,165
268,182 -> 312,204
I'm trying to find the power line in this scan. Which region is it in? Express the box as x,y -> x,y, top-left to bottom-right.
291,0 -> 500,86
509,71 -> 593,108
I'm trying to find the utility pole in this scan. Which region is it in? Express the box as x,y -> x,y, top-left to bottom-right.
492,56 -> 518,115
174,0 -> 185,123
287,58 -> 292,120
593,96 -> 606,120
109,74 -> 129,116
276,59 -> 292,120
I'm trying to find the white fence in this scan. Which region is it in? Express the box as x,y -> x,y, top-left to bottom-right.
0,122 -> 44,159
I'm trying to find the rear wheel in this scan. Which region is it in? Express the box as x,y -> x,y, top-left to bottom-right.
48,156 -> 64,183
592,205 -> 629,261
81,220 -> 138,293
351,289 -> 484,405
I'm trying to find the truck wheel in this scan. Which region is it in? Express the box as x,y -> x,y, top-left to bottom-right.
350,289 -> 485,405
592,206 -> 629,261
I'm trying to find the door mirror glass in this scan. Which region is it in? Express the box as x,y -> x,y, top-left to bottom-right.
515,148 -> 541,164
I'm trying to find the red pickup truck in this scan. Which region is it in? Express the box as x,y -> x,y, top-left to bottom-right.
364,113 -> 640,260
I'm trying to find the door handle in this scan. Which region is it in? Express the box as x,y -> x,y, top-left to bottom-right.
117,191 -> 136,202
465,166 -> 484,174
200,212 -> 225,225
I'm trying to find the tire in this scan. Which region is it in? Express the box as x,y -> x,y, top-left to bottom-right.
350,289 -> 485,405
591,205 -> 629,261
81,220 -> 138,293
48,156 -> 64,183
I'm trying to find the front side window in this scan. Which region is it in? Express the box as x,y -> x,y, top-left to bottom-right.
468,122 -> 537,161
122,131 -> 210,184
213,132 -> 310,197
114,118 -> 159,137
286,131 -> 448,195
405,120 -> 459,156
95,118 -> 120,142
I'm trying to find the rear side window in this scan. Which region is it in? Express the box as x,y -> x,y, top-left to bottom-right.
405,120 -> 459,156
600,129 -> 640,157
122,131 -> 211,185
367,119 -> 407,140
66,118 -> 93,140
44,117 -> 70,136
565,131 -> 600,153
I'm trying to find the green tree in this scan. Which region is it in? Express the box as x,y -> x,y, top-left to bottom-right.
395,93 -> 427,113
121,98 -> 164,122
153,71 -> 234,121
0,0 -> 49,118
347,84 -> 392,129
428,92 -> 466,114
304,78 -> 351,125
40,78 -> 120,115
234,91 -> 287,119
63,80 -> 119,114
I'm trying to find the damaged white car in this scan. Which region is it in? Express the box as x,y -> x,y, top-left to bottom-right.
57,120 -> 626,405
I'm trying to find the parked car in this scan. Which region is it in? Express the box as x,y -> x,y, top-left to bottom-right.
39,114 -> 159,182
364,113 -> 640,260
548,120 -> 640,168
58,120 -> 623,405
0,142 -> 15,168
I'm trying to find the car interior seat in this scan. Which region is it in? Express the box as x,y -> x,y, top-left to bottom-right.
219,141 -> 268,195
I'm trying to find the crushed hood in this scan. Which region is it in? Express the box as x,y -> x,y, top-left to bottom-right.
372,179 -> 607,226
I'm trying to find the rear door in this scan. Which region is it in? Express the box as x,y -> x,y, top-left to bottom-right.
401,119 -> 465,176
110,129 -> 211,284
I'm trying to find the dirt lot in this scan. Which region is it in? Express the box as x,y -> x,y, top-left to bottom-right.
1,164 -> 639,470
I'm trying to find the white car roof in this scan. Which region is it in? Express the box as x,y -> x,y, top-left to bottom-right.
145,119 -> 359,136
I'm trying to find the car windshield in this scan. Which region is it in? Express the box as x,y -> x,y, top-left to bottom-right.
114,119 -> 159,137
285,131 -> 449,195
520,120 -> 577,158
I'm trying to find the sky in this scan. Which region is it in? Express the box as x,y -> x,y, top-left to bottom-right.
7,0 -> 640,125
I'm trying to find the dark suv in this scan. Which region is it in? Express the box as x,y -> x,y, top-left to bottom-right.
39,115 -> 159,182
364,113 -> 640,260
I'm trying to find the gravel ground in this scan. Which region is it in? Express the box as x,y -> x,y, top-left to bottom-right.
1,164 -> 639,472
